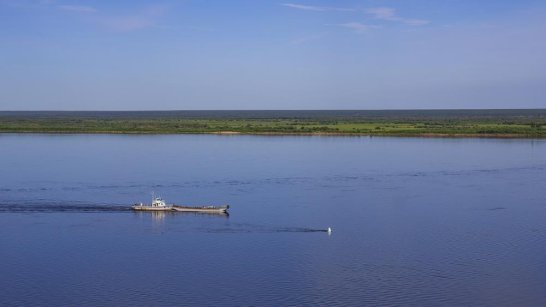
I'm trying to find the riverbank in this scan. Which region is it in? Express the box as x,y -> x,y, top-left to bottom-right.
1,110 -> 545,138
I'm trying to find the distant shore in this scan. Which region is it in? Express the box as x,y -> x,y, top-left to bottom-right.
0,131 -> 541,138
1,110 -> 545,138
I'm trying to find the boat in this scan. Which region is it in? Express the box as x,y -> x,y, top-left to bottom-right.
132,195 -> 229,214
132,196 -> 172,211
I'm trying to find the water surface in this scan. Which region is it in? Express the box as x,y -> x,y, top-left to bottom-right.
1,134 -> 545,306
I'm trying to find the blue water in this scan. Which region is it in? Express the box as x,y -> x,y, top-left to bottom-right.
1,134 -> 545,306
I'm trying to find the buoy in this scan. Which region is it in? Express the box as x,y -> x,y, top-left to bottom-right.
327,227 -> 332,234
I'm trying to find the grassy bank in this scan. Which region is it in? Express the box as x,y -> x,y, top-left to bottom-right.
1,110 -> 545,137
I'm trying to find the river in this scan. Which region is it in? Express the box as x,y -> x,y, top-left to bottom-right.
1,134 -> 545,305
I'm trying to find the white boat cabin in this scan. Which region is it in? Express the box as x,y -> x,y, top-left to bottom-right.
151,197 -> 167,208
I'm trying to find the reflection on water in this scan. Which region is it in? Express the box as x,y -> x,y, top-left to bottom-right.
151,211 -> 166,223
137,211 -> 230,225
1,135 -> 546,306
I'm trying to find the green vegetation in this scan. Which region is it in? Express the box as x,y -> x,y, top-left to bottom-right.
1,110 -> 545,137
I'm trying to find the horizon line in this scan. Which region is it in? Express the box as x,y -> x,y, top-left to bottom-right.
1,108 -> 546,112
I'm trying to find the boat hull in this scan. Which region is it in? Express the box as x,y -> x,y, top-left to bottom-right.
131,204 -> 229,213
132,206 -> 173,211
172,205 -> 229,213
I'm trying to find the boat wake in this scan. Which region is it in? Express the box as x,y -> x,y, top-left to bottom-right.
276,227 -> 332,233
0,203 -> 131,213
203,225 -> 332,234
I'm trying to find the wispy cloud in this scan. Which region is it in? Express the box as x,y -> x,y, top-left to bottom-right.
58,5 -> 97,13
366,7 -> 396,20
282,3 -> 429,29
282,3 -> 354,12
0,1 -> 99,13
3,0 -> 170,32
366,7 -> 429,26
0,0 -> 55,10
98,5 -> 170,32
337,22 -> 380,33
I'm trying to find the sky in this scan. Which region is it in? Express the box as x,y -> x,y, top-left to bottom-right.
1,0 -> 546,110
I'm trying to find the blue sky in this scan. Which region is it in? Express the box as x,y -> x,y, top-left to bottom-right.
1,0 -> 545,110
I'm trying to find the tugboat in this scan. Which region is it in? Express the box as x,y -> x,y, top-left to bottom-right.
132,194 -> 229,214
132,196 -> 172,211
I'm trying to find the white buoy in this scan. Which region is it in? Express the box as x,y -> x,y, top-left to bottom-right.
327,227 -> 332,234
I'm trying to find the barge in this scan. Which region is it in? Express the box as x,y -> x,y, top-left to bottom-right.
132,195 -> 229,214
